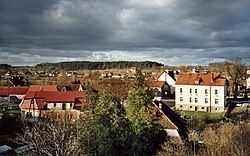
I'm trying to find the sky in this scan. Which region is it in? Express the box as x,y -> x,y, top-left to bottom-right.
0,0 -> 250,66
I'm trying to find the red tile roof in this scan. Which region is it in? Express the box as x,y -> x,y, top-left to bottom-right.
9,86 -> 28,95
27,85 -> 58,92
175,73 -> 226,86
0,86 -> 28,97
146,80 -> 166,88
21,91 -> 85,110
0,87 -> 9,97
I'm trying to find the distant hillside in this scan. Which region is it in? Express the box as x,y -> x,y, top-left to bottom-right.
35,61 -> 164,70
0,64 -> 12,70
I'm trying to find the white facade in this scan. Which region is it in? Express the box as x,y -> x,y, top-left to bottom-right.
157,70 -> 176,94
175,85 -> 226,112
247,77 -> 250,88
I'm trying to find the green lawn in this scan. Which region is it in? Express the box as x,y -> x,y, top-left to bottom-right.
176,110 -> 225,122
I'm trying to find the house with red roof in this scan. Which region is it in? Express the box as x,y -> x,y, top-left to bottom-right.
19,91 -> 86,121
146,80 -> 169,98
175,72 -> 228,112
26,85 -> 58,92
0,86 -> 28,103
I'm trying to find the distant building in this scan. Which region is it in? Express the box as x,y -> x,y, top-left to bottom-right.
128,67 -> 139,74
175,73 -> 228,113
247,76 -> 250,89
1,76 -> 30,86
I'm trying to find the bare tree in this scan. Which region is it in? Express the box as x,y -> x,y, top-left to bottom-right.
19,118 -> 78,156
223,58 -> 246,98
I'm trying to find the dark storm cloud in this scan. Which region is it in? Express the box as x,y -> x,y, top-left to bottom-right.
0,0 -> 250,65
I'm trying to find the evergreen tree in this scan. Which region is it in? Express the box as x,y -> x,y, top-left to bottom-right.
125,73 -> 167,155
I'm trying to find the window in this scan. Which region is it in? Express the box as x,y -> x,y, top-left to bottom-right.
190,106 -> 192,108
205,89 -> 208,94
180,88 -> 183,93
180,97 -> 183,102
205,98 -> 208,103
201,107 -> 204,109
215,108 -> 218,110
190,88 -> 192,93
54,103 -> 56,107
189,97 -> 192,103
195,89 -> 198,94
180,105 -> 183,108
195,98 -> 198,103
215,99 -> 219,104
215,89 -> 218,95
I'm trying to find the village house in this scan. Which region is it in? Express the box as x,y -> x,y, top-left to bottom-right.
19,91 -> 86,121
175,72 -> 228,113
1,76 -> 30,87
146,80 -> 169,98
156,70 -> 179,96
0,86 -> 28,102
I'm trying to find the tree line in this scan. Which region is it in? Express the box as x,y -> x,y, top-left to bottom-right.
35,61 -> 164,70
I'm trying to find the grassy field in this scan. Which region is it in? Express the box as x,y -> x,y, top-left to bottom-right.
176,110 -> 225,122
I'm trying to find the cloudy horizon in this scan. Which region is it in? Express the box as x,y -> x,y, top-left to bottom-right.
1,0 -> 250,66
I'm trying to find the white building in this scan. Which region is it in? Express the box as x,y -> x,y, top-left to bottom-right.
157,70 -> 179,95
247,77 -> 250,89
175,73 -> 227,113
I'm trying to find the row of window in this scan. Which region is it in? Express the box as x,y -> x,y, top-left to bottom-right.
179,97 -> 219,104
179,105 -> 219,111
180,88 -> 218,94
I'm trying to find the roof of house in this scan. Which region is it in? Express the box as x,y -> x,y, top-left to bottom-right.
24,91 -> 85,102
175,73 -> 226,86
1,77 -> 30,86
154,70 -> 178,81
153,100 -> 188,139
27,85 -> 58,92
21,91 -> 85,110
146,80 -> 166,88
0,86 -> 28,97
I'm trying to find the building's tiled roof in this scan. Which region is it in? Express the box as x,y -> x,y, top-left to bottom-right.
27,85 -> 58,92
21,91 -> 85,110
175,73 -> 226,86
0,86 -> 28,97
9,86 -> 29,95
24,91 -> 85,102
146,80 -> 166,88
0,87 -> 9,97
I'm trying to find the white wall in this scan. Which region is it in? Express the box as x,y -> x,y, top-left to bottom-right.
47,102 -> 72,110
175,85 -> 225,112
247,77 -> 250,88
157,71 -> 176,86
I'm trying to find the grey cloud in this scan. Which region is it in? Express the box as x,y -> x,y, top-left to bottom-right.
0,0 -> 250,65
